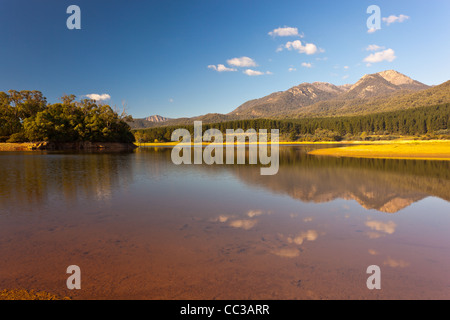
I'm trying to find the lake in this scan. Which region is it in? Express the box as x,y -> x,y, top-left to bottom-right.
0,146 -> 449,299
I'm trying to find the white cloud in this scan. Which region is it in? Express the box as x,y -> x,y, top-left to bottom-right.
243,69 -> 264,76
287,230 -> 319,245
247,210 -> 263,218
208,64 -> 237,72
268,26 -> 302,37
227,56 -> 257,67
366,44 -> 385,51
363,48 -> 396,64
169,98 -> 174,103
283,40 -> 319,55
343,66 -> 349,69
383,14 -> 410,26
301,62 -> 312,68
367,28 -> 378,34
217,215 -> 231,223
384,257 -> 410,268
85,93 -> 111,101
365,220 -> 397,234
288,67 -> 296,72
342,75 -> 349,80
229,219 -> 258,230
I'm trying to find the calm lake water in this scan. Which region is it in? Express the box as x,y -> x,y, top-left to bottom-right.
0,146 -> 449,299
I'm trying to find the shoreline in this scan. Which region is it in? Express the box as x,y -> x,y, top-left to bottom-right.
3,140 -> 450,161
136,138 -> 450,147
0,142 -> 137,152
139,139 -> 450,161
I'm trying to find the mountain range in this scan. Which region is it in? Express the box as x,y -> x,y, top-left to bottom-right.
129,115 -> 171,129
129,70 -> 449,129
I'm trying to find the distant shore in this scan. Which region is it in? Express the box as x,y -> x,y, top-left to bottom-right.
308,140 -> 450,161
3,140 -> 450,161
136,140 -> 385,147
137,139 -> 450,161
136,139 -> 450,146
0,142 -> 137,151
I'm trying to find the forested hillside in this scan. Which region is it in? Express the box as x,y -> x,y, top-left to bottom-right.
133,103 -> 450,142
129,71 -> 449,130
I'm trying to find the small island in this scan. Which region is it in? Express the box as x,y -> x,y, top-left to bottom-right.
0,90 -> 136,151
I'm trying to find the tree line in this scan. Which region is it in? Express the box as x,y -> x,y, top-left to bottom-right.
133,103 -> 450,142
0,90 -> 135,143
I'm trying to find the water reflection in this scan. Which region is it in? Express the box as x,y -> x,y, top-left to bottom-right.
1,146 -> 449,215
0,151 -> 135,214
384,257 -> 410,268
0,146 -> 449,299
229,147 -> 450,213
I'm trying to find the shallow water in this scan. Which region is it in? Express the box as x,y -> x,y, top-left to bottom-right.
0,146 -> 449,299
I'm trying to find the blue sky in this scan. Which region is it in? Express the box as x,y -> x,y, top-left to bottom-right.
1,0 -> 449,118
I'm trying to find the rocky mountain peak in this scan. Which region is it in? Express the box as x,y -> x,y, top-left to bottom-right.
145,115 -> 170,123
377,70 -> 415,85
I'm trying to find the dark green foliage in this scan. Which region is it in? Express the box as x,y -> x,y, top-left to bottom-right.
134,103 -> 450,142
6,132 -> 28,143
0,90 -> 47,137
0,91 -> 134,143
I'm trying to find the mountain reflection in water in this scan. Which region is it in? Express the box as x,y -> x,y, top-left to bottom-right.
229,146 -> 450,213
1,147 -> 449,214
0,146 -> 449,299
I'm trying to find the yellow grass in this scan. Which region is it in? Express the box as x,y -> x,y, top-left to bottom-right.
308,140 -> 450,161
136,138 -> 448,147
0,289 -> 70,300
0,143 -> 34,151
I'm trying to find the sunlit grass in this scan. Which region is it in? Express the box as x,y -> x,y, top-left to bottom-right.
308,140 -> 450,161
0,289 -> 70,300
0,143 -> 34,151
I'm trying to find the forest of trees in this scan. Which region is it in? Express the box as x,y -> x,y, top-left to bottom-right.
0,90 -> 135,143
133,103 -> 450,143
3,90 -> 449,145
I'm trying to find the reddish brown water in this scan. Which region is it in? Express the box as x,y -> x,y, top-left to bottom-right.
0,147 -> 449,299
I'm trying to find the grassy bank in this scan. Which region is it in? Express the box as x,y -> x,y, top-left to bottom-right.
308,140 -> 450,161
0,289 -> 69,300
135,138 -> 450,147
0,143 -> 35,151
4,140 -> 450,162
